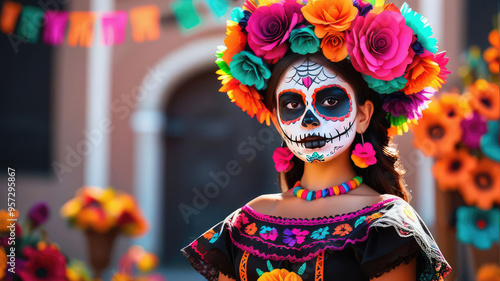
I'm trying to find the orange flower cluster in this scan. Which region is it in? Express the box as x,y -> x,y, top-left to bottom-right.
483,30 -> 499,74
412,82 -> 500,210
301,0 -> 357,62
111,245 -> 163,281
61,186 -> 148,236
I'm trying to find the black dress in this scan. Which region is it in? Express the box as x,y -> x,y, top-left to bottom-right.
181,196 -> 451,281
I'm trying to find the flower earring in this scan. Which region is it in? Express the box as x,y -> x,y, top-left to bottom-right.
273,142 -> 295,172
351,133 -> 377,168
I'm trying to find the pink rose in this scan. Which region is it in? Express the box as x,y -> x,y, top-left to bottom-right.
346,10 -> 415,81
246,0 -> 303,62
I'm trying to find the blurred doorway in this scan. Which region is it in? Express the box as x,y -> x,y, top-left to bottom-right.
161,67 -> 281,268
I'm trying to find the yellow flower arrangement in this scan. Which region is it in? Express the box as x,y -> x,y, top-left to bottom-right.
61,186 -> 148,237
258,268 -> 303,281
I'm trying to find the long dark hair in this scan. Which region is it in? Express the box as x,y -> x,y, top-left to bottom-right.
263,53 -> 410,202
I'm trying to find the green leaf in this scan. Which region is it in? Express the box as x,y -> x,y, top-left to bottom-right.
16,6 -> 44,43
206,0 -> 229,18
298,262 -> 307,275
256,268 -> 265,276
170,0 -> 202,30
267,260 -> 274,272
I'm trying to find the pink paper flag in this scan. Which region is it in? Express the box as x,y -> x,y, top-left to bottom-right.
43,11 -> 68,45
101,11 -> 127,46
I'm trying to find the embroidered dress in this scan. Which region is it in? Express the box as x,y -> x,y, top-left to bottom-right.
181,197 -> 451,281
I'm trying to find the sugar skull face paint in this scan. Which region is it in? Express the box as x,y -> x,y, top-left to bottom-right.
276,59 -> 357,163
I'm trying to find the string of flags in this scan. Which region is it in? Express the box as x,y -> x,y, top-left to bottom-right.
0,0 -> 230,47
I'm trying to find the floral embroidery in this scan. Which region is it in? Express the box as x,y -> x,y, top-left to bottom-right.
234,213 -> 249,228
203,229 -> 215,240
245,222 -> 258,235
366,212 -> 383,223
209,232 -> 220,243
283,228 -> 310,246
354,216 -> 366,228
310,227 -> 329,240
332,223 -> 352,236
182,197 -> 452,281
259,226 -> 279,241
403,206 -> 416,222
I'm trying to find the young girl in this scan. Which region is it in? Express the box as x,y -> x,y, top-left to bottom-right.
181,0 -> 451,280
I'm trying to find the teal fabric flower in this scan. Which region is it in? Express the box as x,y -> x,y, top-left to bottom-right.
364,75 -> 407,94
310,227 -> 329,240
230,7 -> 245,22
400,2 -> 438,53
456,206 -> 499,250
480,120 -> 500,163
229,51 -> 271,90
289,25 -> 320,55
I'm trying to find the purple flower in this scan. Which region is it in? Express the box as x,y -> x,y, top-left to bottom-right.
246,0 -> 303,63
461,112 -> 487,149
28,202 -> 50,228
352,0 -> 373,17
283,228 -> 309,246
238,10 -> 252,33
411,40 -> 424,55
382,88 -> 434,119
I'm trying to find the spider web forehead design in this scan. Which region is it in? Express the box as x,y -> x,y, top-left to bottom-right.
284,59 -> 338,90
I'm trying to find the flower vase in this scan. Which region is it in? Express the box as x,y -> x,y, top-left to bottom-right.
84,227 -> 119,279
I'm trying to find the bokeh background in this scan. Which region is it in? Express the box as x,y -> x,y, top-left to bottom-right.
0,0 -> 498,280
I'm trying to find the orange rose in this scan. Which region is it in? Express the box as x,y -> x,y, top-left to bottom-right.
301,0 -> 357,38
321,32 -> 347,62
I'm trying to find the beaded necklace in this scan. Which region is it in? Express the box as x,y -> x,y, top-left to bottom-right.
290,176 -> 363,201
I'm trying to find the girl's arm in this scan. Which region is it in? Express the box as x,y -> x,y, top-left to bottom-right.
219,272 -> 237,281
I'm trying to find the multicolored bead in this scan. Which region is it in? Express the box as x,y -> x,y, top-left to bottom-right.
290,176 -> 363,201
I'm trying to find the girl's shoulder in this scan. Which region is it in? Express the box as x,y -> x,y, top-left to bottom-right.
245,190 -> 400,221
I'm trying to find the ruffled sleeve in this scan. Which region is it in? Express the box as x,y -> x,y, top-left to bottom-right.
181,210 -> 240,281
352,225 -> 422,279
352,199 -> 452,280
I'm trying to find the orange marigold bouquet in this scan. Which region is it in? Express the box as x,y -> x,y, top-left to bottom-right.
61,186 -> 148,237
411,26 -> 500,252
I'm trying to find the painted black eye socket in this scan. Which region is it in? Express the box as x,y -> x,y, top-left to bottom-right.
313,86 -> 350,119
279,92 -> 306,123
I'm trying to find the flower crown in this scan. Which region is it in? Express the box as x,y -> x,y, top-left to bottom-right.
215,0 -> 449,135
